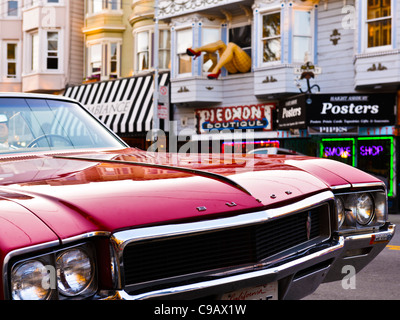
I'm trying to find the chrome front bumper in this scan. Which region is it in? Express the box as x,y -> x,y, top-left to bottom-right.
323,223 -> 396,282
97,223 -> 395,300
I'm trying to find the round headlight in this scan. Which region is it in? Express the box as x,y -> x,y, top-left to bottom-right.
56,248 -> 94,296
355,193 -> 375,225
11,261 -> 51,300
335,197 -> 346,228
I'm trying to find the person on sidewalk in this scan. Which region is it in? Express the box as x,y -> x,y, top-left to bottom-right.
186,40 -> 251,79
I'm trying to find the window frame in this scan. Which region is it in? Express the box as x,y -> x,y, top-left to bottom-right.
158,29 -> 171,71
109,42 -> 121,79
87,0 -> 122,15
175,27 -> 193,78
46,31 -> 60,71
200,27 -> 221,76
292,8 -> 314,63
135,30 -> 150,73
30,32 -> 39,73
364,0 -> 393,52
87,43 -> 103,80
134,27 -> 171,73
1,41 -> 20,82
259,10 -> 282,66
3,0 -> 21,19
4,42 -> 19,81
25,0 -> 63,8
87,39 -> 122,80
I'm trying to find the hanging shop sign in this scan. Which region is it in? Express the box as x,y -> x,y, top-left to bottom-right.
195,103 -> 275,133
277,95 -> 307,129
278,93 -> 396,130
308,93 -> 396,127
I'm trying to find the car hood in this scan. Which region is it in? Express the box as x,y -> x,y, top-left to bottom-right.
0,148 -> 382,241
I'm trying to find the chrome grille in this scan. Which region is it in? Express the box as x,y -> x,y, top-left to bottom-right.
122,203 -> 330,288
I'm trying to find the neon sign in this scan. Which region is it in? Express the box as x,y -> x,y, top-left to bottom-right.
321,137 -> 394,198
359,145 -> 384,157
320,138 -> 356,166
324,146 -> 352,158
222,140 -> 280,153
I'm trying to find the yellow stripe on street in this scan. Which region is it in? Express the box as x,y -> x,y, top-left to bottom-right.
387,245 -> 400,251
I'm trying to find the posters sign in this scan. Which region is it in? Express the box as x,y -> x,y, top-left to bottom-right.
278,93 -> 396,129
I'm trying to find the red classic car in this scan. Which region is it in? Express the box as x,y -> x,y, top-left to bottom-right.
0,93 -> 395,300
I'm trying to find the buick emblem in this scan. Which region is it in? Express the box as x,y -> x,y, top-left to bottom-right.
306,212 -> 312,240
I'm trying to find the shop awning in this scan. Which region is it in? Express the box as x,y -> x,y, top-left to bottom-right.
63,72 -> 170,135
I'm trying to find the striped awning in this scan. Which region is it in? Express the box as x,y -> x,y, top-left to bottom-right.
63,72 -> 170,134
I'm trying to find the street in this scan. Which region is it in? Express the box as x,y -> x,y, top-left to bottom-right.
303,214 -> 400,300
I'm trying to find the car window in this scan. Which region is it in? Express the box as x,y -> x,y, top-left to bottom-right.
0,98 -> 126,154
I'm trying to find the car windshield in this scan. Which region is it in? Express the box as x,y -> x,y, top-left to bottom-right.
0,97 -> 127,154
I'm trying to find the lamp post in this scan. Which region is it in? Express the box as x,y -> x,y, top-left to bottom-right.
152,0 -> 160,142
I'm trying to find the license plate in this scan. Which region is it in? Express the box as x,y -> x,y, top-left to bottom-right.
220,282 -> 278,300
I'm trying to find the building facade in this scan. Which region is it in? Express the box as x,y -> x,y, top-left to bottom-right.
157,0 -> 399,211
0,0 -> 84,93
83,0 -> 134,82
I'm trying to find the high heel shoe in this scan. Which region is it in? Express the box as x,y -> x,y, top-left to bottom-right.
186,48 -> 201,60
207,70 -> 222,80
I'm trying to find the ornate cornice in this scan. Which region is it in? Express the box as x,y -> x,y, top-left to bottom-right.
158,0 -> 225,18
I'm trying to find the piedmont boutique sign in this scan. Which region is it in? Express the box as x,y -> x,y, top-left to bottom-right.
278,93 -> 396,129
196,104 -> 275,133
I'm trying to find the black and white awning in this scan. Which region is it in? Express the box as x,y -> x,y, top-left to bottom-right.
63,72 -> 170,135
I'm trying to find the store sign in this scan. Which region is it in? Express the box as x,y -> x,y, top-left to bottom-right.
196,104 -> 275,133
279,93 -> 396,129
308,126 -> 358,135
359,145 -> 384,157
324,146 -> 352,158
278,95 -> 306,129
308,93 -> 395,127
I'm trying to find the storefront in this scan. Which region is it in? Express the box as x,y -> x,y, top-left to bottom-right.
278,93 -> 397,211
63,72 -> 170,150
192,103 -> 279,153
